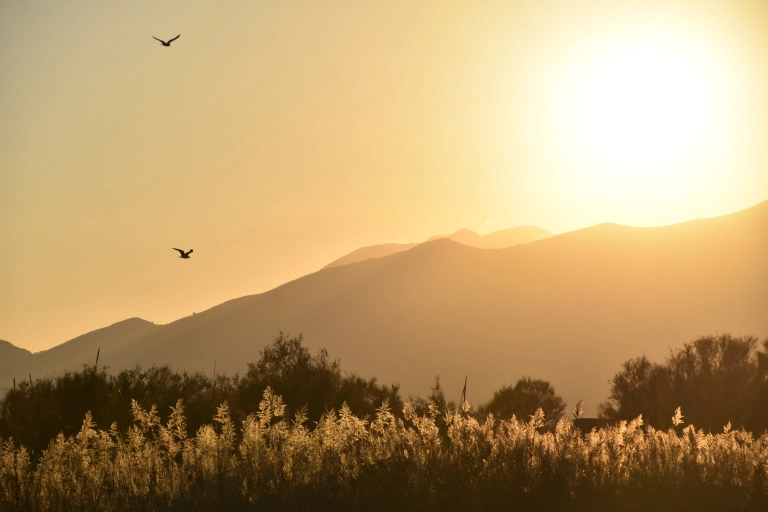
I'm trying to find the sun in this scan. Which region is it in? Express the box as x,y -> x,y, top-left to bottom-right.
555,25 -> 736,198
577,42 -> 710,171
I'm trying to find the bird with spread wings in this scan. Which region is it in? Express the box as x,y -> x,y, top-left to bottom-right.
173,248 -> 193,259
153,35 -> 180,47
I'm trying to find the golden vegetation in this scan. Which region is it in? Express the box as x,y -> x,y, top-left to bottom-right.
2,388 -> 767,511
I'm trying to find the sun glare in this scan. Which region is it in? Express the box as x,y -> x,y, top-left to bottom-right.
553,25 -> 737,203
577,43 -> 711,169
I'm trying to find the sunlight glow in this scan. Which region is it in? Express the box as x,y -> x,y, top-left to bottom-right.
553,25 -> 738,205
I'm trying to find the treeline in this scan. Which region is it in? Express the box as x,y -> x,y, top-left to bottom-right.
2,332 -> 767,457
0,333 -> 402,455
0,332 -> 567,456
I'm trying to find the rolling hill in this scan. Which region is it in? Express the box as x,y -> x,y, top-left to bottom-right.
1,318 -> 159,384
2,202 -> 766,415
323,226 -> 552,268
0,340 -> 32,372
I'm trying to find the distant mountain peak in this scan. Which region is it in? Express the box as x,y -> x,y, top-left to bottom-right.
428,228 -> 478,241
325,225 -> 552,269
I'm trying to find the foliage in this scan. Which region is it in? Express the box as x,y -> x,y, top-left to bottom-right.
238,332 -> 402,425
0,333 -> 402,455
476,377 -> 566,429
599,334 -> 768,432
1,391 -> 767,511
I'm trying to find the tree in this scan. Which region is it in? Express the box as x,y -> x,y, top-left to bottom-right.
238,332 -> 342,422
599,334 -> 768,432
596,356 -> 673,427
238,332 -> 402,423
477,377 -> 566,429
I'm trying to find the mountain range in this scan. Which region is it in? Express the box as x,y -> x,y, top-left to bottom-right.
323,226 -> 553,268
2,202 -> 766,414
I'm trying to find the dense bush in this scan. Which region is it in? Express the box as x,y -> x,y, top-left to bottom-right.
1,389 -> 767,511
476,377 -> 566,429
237,333 -> 402,425
599,334 -> 768,433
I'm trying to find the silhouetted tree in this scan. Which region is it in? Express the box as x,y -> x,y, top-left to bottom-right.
599,334 -> 768,432
476,377 -> 566,429
238,332 -> 401,423
237,332 -> 342,422
596,356 -> 673,427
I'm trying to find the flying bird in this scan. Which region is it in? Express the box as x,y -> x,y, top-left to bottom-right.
173,248 -> 193,259
153,34 -> 180,46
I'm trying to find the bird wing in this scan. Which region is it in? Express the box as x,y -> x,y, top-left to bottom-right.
168,34 -> 180,43
173,248 -> 185,255
187,249 -> 193,255
153,36 -> 166,44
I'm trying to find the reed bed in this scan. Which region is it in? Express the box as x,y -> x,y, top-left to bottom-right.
1,388 -> 767,511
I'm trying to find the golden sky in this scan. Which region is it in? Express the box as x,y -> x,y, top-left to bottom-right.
2,0 -> 767,352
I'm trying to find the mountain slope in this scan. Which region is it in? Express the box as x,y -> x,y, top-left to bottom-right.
3,203 -> 766,415
0,340 -> 33,371
426,226 -> 553,249
324,226 -> 552,268
1,318 -> 159,386
323,243 -> 419,269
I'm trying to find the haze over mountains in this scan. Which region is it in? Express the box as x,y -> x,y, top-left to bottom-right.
324,226 -> 553,269
2,203 -> 766,414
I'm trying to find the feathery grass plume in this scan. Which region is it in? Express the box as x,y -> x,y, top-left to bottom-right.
672,407 -> 684,427
572,400 -> 584,419
2,388 -> 768,510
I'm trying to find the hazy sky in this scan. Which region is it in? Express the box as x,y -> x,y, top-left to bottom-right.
2,0 -> 767,352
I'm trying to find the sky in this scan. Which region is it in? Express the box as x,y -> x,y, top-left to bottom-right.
2,0 -> 767,352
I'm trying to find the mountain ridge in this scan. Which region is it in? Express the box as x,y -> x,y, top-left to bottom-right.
323,225 -> 553,269
3,202 -> 766,415
1,318 -> 159,383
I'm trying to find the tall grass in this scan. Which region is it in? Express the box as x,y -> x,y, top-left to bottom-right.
1,388 -> 767,511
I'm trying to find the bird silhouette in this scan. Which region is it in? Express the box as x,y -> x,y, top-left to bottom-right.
153,35 -> 180,46
173,248 -> 193,259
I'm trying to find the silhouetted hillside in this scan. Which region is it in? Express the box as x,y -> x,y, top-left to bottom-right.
324,243 -> 418,269
0,340 -> 32,370
1,319 -> 158,386
426,226 -> 553,249
324,226 -> 552,268
2,203 -> 766,414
